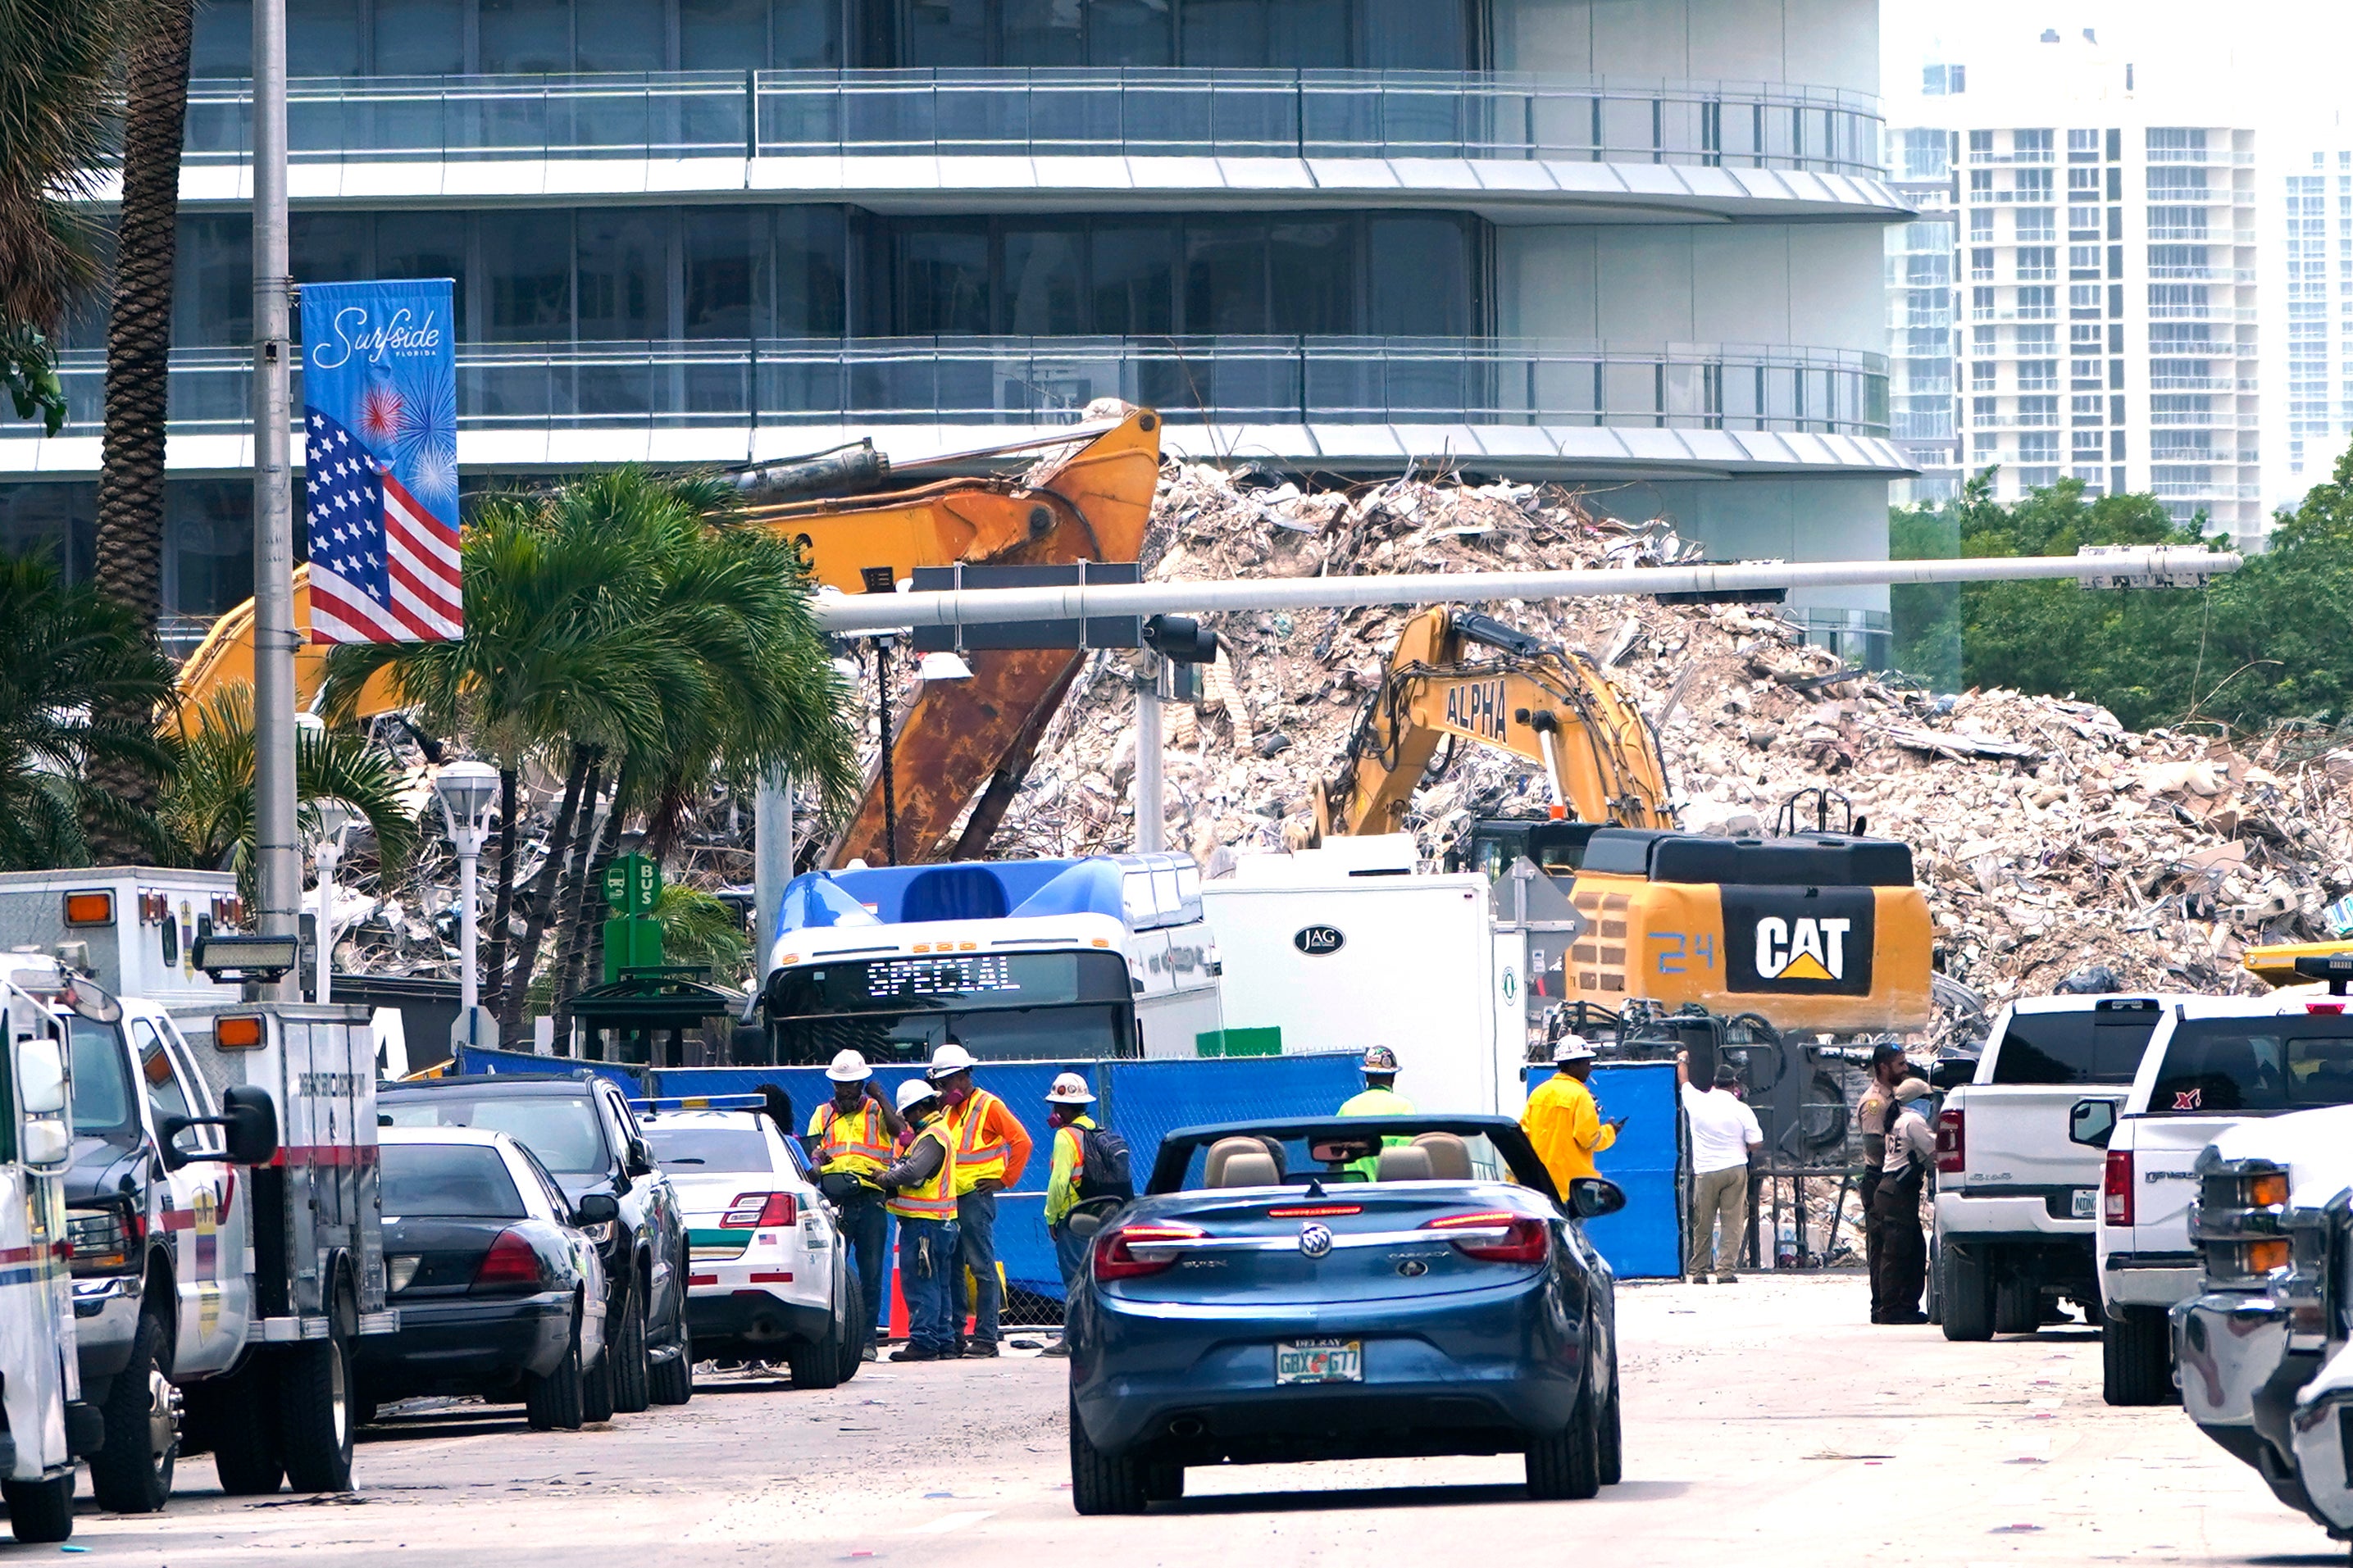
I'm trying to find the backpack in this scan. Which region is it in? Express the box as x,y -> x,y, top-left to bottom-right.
1076,1125 -> 1134,1202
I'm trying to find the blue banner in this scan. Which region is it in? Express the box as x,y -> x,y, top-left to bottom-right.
298,279 -> 462,643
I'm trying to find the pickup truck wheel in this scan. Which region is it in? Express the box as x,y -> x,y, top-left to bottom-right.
89,1311 -> 177,1512
278,1330 -> 356,1493
2,1475 -> 76,1543
1067,1397 -> 1146,1515
612,1279 -> 651,1414
524,1310 -> 587,1432
2103,1307 -> 2178,1407
1939,1245 -> 1994,1342
209,1364 -> 284,1496
1995,1271 -> 2040,1335
835,1271 -> 865,1386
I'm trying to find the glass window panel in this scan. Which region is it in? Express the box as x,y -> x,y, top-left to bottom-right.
375,211 -> 471,343
1183,218 -> 1267,334
1266,0 -> 1345,66
292,212 -> 372,290
577,209 -> 668,340
906,0 -> 989,66
684,209 -> 759,338
1001,226 -> 1087,334
1004,0 -> 1085,64
897,221 -> 991,334
777,207 -> 847,336
287,0 -> 362,75
576,0 -> 666,70
481,211 -> 574,342
683,0 -> 770,68
774,0 -> 840,66
1269,220 -> 1353,335
1089,222 -> 1176,334
375,0 -> 465,73
1179,0 -> 1265,67
175,215 -> 254,348
1367,215 -> 1469,335
0,485 -> 96,587
1085,0 -> 1172,66
165,480 -> 255,619
480,0 -> 573,73
192,0 -> 253,76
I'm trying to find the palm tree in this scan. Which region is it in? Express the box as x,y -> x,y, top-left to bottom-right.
0,550 -> 179,869
84,0 -> 198,856
158,684 -> 418,902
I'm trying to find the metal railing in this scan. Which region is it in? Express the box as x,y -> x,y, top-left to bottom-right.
13,338 -> 1891,441
180,69 -> 1886,175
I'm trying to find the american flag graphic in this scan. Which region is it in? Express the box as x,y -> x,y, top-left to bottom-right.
304,409 -> 462,644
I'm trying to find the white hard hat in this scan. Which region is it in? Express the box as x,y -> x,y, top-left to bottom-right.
826,1049 -> 872,1083
1552,1034 -> 1597,1065
894,1078 -> 940,1115
926,1041 -> 976,1080
1045,1071 -> 1095,1105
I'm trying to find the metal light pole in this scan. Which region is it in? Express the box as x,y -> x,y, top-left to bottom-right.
752,770 -> 794,983
250,0 -> 300,998
311,800 -> 357,1005
433,761 -> 501,1050
1134,655 -> 1166,853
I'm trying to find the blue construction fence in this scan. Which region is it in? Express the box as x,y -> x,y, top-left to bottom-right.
451,1048 -> 1687,1311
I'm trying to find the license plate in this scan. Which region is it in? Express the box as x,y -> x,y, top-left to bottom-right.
2073,1188 -> 2097,1219
1276,1339 -> 1363,1384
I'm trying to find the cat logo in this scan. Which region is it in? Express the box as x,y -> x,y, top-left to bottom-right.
1754,916 -> 1852,984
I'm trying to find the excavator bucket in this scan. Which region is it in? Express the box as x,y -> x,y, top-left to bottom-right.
175,566 -> 405,732
744,407 -> 1163,866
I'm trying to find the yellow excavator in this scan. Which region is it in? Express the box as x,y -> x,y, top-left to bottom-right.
174,408 -> 1166,867
1313,606 -> 1932,1034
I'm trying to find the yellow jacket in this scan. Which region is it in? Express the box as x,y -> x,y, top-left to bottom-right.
1522,1072 -> 1617,1189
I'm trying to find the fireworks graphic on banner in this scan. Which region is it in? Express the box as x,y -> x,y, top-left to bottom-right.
354,357 -> 459,511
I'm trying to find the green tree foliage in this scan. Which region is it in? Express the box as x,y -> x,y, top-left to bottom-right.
0,550 -> 178,867
1888,461 -> 2353,734
647,882 -> 751,989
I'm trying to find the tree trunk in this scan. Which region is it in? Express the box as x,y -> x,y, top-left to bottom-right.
84,0 -> 195,857
538,754 -> 603,1038
480,766 -> 518,1020
553,761 -> 631,1044
497,745 -> 593,1038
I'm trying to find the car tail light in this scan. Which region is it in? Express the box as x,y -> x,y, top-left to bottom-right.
1422,1210 -> 1550,1263
722,1193 -> 797,1229
1267,1205 -> 1361,1219
1092,1223 -> 1204,1283
1935,1107 -> 1964,1175
2310,1003 -> 2346,1016
2104,1149 -> 2134,1226
471,1229 -> 548,1293
388,1255 -> 421,1293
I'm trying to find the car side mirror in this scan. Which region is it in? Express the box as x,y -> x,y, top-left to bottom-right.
1568,1177 -> 1627,1220
2069,1098 -> 2118,1150
21,1116 -> 69,1170
16,1036 -> 66,1117
1065,1209 -> 1105,1238
572,1193 -> 620,1227
157,1085 -> 280,1171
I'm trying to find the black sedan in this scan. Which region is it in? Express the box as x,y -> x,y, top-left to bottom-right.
1064,1114 -> 1626,1513
357,1129 -> 614,1430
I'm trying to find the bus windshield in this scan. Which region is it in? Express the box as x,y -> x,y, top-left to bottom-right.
773,1004 -> 1133,1067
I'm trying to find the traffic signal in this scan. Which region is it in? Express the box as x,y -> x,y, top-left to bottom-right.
1142,614 -> 1217,665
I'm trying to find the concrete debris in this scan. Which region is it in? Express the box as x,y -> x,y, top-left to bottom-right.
994,460 -> 2353,1010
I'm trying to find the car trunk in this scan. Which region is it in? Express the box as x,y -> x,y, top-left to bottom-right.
384,1216 -> 511,1296
668,1172 -> 790,1262
1959,1085 -> 2115,1190
2119,1114 -> 2244,1253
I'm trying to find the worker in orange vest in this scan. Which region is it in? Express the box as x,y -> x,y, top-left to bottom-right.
928,1039 -> 1032,1358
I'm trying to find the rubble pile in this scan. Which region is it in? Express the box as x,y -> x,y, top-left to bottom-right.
994,461 -> 2353,1005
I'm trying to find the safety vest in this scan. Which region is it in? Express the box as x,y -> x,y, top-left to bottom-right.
885,1122 -> 958,1221
948,1087 -> 1014,1194
807,1100 -> 892,1177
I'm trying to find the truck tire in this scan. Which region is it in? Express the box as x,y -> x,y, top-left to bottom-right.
525,1311 -> 587,1432
612,1279 -> 651,1414
834,1272 -> 865,1386
278,1333 -> 356,1493
209,1365 -> 284,1496
2103,1307 -> 2178,1407
2,1475 -> 75,1543
1995,1271 -> 2040,1335
1067,1397 -> 1146,1515
1525,1374 -> 1602,1501
649,1333 -> 694,1407
90,1311 -> 176,1513
1940,1245 -> 1995,1342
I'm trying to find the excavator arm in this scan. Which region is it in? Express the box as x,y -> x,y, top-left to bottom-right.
1314,607 -> 1670,841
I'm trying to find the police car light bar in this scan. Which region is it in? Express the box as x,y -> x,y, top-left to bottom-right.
628,1094 -> 772,1113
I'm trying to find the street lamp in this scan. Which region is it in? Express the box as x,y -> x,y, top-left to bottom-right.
431,760 -> 501,1050
310,798 -> 357,1006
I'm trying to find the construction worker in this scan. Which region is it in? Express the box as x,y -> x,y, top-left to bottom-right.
1039,1071 -> 1099,1359
875,1077 -> 960,1361
1522,1036 -> 1626,1193
1855,1043 -> 1909,1323
1337,1046 -> 1414,1179
928,1039 -> 1032,1358
1869,1078 -> 1937,1325
803,1050 -> 903,1362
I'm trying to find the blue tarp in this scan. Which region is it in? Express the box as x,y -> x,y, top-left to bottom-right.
1527,1061 -> 1686,1280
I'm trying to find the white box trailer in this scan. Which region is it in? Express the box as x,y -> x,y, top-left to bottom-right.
0,869 -> 244,1006
1200,836 -> 1527,1116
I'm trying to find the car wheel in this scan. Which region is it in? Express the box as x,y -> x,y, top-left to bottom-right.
650,1332 -> 694,1407
1597,1372 -> 1623,1487
1067,1397 -> 1146,1515
835,1270 -> 866,1386
1526,1375 -> 1602,1501
2,1475 -> 76,1543
208,1363 -> 285,1495
90,1311 -> 177,1512
786,1301 -> 846,1392
1143,1463 -> 1185,1502
525,1310 -> 588,1432
582,1331 -> 617,1425
2102,1306 -> 2178,1407
612,1278 -> 651,1414
1939,1244 -> 1994,1343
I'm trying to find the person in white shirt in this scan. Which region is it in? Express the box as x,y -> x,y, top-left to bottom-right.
1677,1051 -> 1764,1283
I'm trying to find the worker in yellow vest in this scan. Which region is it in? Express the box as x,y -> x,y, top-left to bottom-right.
1338,1045 -> 1414,1179
876,1077 -> 960,1362
928,1039 -> 1032,1358
803,1050 -> 901,1363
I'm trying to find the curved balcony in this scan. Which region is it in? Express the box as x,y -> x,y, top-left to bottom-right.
174,70 -> 1899,221
7,338 -> 1898,480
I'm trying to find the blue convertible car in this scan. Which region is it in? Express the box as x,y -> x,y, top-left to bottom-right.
1064,1114 -> 1625,1512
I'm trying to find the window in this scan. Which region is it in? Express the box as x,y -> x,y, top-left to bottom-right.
1970,248 -> 1996,280
1972,286 -> 1996,319
1972,361 -> 1996,390
2071,284 -> 2103,316
2072,394 -> 2105,425
2016,209 -> 2056,243
379,1142 -> 529,1220
1894,129 -> 1951,182
2069,206 -> 2100,237
2014,169 -> 2053,199
1972,395 -> 1998,423
2073,430 -> 2106,458
2148,127 -> 2209,157
1973,432 -> 1999,457
2018,395 -> 2058,425
2071,358 -> 2106,386
381,1093 -> 612,1175
2015,324 -> 2056,352
2148,1016 -> 2353,1115
1969,209 -> 1994,240
2069,245 -> 2102,275
1972,325 -> 1997,352
68,1020 -> 134,1136
2149,207 -> 2208,239
2018,361 -> 2058,390
2018,432 -> 2059,461
1968,130 -> 1993,157
2068,167 -> 2100,193
1990,1004 -> 2160,1084
2150,243 -> 2209,277
130,1018 -> 196,1134
1968,170 -> 1993,197
2018,285 -> 2055,319
2017,245 -> 2056,280
2068,129 -> 2100,161
2014,129 -> 2052,160
642,1126 -> 777,1173
2070,323 -> 2105,350
1924,63 -> 1965,96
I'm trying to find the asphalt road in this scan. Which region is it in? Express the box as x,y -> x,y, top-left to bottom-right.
53,1275 -> 2338,1566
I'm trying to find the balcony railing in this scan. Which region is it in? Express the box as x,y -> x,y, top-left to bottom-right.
180,69 -> 1886,175
12,338 -> 1890,442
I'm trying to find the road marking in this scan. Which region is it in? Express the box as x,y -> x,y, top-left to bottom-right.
904,1510 -> 994,1535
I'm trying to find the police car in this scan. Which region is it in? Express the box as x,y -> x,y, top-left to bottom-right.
632,1100 -> 862,1389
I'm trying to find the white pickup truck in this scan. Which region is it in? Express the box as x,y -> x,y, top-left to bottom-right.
2088,992 -> 2353,1406
1933,994 -> 2181,1340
